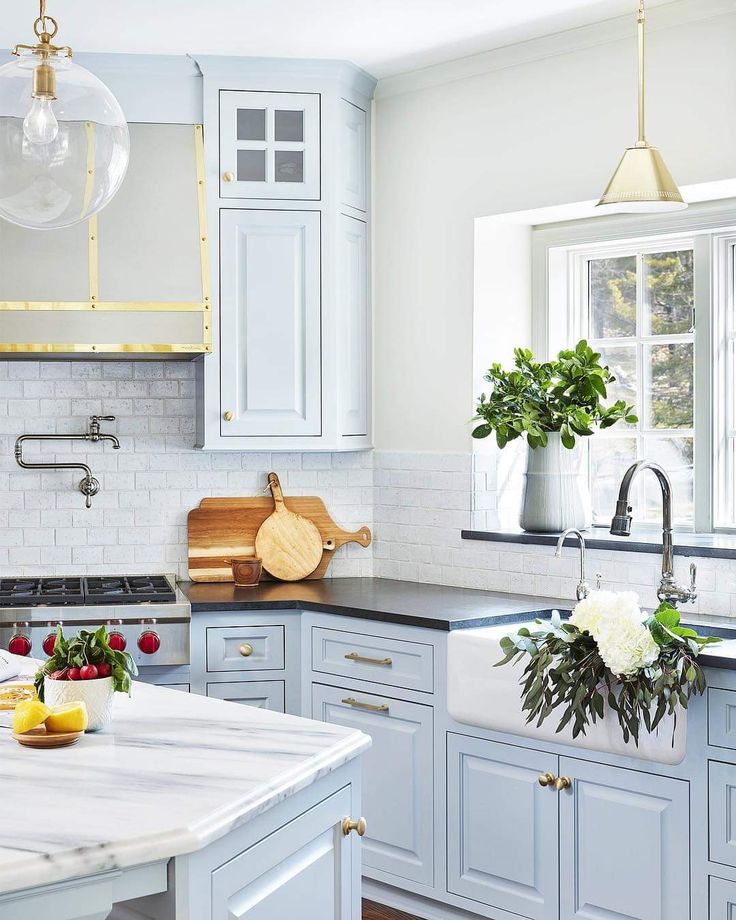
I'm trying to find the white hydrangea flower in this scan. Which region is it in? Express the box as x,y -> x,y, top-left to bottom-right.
569,590 -> 659,677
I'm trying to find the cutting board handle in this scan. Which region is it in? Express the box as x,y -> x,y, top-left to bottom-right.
266,472 -> 286,510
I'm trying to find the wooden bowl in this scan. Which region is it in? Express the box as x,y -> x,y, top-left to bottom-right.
225,557 -> 263,588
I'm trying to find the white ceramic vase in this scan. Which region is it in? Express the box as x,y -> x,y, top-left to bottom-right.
44,676 -> 115,732
519,432 -> 592,533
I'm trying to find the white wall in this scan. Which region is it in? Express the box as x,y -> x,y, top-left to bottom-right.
373,2 -> 736,452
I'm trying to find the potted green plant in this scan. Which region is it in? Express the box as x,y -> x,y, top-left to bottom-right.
473,340 -> 636,532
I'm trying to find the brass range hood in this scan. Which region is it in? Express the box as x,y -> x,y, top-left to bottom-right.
0,123 -> 211,359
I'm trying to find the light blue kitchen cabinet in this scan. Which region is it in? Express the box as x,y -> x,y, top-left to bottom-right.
446,733 -> 559,920
206,679 -> 286,712
710,877 -> 736,918
710,761 -> 736,868
558,756 -> 690,920
312,682 -> 434,887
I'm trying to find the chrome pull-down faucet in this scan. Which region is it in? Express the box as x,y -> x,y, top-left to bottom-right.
14,415 -> 120,508
610,460 -> 697,606
555,528 -> 591,600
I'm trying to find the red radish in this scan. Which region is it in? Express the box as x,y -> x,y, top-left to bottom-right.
80,664 -> 99,680
97,662 -> 112,678
68,667 -> 81,681
49,668 -> 68,681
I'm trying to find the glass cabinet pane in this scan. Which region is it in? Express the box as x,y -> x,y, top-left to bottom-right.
275,150 -> 304,183
237,108 -> 266,141
646,343 -> 694,429
274,110 -> 304,142
237,149 -> 267,182
589,256 -> 637,338
644,250 -> 694,335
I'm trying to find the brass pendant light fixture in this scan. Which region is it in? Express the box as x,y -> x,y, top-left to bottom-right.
0,0 -> 129,229
597,0 -> 686,212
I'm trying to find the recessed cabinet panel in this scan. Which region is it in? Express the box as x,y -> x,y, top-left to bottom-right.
711,877 -> 736,919
219,209 -> 321,437
206,625 -> 285,672
338,216 -> 369,437
710,761 -> 736,867
340,99 -> 367,212
207,680 -> 286,712
559,756 -> 689,920
312,683 -> 434,886
220,90 -> 320,200
709,689 -> 736,749
447,734 -> 559,920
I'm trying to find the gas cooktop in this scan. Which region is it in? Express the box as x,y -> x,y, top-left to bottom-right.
0,574 -> 177,608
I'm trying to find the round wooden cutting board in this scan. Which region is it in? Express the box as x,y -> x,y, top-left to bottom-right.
13,728 -> 82,749
255,473 -> 324,581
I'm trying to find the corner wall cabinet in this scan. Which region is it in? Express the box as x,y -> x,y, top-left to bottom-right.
194,59 -> 375,450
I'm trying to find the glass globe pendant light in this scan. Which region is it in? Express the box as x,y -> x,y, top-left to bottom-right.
0,0 -> 129,230
597,0 -> 686,213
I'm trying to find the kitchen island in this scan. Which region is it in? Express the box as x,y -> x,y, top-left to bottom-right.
0,682 -> 370,920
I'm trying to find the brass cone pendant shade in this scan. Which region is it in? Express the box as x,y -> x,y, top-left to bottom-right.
597,0 -> 686,212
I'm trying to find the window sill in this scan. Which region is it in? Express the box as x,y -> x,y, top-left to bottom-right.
461,528 -> 736,560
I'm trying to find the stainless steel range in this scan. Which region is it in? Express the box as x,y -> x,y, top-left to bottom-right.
0,574 -> 190,670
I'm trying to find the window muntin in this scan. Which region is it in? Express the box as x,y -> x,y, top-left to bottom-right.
583,245 -> 695,527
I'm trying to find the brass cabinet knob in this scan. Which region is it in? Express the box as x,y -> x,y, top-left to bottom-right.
555,776 -> 572,791
223,410 -> 234,421
223,170 -> 235,182
342,816 -> 367,837
538,772 -> 556,788
239,643 -> 254,657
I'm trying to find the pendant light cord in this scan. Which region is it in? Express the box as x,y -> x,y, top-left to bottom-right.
637,0 -> 646,146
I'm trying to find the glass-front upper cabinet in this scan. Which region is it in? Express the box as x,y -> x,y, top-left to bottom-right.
219,90 -> 320,200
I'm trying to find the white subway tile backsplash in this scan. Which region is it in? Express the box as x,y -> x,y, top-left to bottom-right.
0,360 -> 373,580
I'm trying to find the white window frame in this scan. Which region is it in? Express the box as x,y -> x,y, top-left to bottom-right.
531,198 -> 736,534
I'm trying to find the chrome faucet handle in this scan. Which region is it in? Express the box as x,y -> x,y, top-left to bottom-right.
595,572 -> 602,590
89,414 -> 116,425
689,562 -> 697,597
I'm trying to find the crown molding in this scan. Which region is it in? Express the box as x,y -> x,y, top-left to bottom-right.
375,0 -> 736,100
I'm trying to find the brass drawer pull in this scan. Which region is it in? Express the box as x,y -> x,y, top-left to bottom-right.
344,652 -> 393,667
239,643 -> 254,657
538,772 -> 556,788
223,410 -> 234,421
223,171 -> 235,182
342,816 -> 367,837
555,776 -> 572,791
341,697 -> 389,713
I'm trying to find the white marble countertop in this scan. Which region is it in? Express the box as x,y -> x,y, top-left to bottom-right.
0,682 -> 370,897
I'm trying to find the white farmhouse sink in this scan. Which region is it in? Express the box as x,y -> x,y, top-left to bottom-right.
447,621 -> 687,765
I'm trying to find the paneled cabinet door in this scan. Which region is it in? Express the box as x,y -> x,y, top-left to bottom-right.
340,99 -> 367,212
710,877 -> 736,918
337,215 -> 369,438
211,786 -> 355,920
219,90 -> 320,200
558,756 -> 689,920
220,209 -> 321,437
312,683 -> 434,886
446,733 -> 559,920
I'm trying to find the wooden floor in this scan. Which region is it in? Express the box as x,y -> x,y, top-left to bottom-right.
362,899 -> 423,920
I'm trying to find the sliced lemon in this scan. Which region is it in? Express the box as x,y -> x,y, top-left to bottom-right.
12,698 -> 51,735
45,701 -> 89,734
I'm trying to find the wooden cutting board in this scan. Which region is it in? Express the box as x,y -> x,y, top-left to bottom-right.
187,492 -> 372,583
255,473 -> 324,582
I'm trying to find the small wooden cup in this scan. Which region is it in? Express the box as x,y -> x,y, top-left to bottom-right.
225,557 -> 263,588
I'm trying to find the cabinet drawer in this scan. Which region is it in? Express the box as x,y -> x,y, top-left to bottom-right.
206,625 -> 285,673
710,761 -> 736,867
207,680 -> 286,712
711,877 -> 736,918
709,688 -> 736,749
312,626 -> 433,692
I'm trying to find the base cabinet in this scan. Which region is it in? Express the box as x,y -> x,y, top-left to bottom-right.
710,877 -> 736,918
312,683 -> 434,886
447,734 -> 559,920
207,680 -> 286,712
447,734 -> 690,920
211,786 -> 353,920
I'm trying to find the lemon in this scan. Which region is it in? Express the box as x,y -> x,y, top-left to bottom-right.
45,701 -> 89,734
12,698 -> 51,735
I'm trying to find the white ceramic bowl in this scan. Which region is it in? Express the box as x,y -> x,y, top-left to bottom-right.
44,676 -> 115,732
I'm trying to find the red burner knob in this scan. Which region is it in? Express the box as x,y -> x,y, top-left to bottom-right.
108,631 -> 127,652
42,633 -> 57,656
8,634 -> 31,657
138,630 -> 160,655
